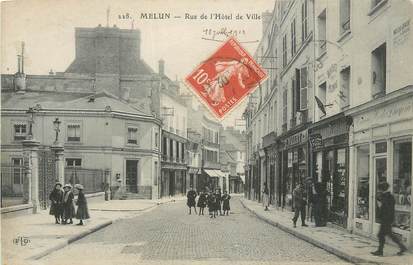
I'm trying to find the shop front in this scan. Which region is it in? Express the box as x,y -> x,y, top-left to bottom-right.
280,128 -> 309,211
309,113 -> 351,228
347,87 -> 413,248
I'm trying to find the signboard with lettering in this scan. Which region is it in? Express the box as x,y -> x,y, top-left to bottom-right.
284,129 -> 308,148
309,134 -> 323,149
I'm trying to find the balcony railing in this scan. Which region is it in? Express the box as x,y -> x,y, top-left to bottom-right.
319,40 -> 327,53
341,18 -> 350,31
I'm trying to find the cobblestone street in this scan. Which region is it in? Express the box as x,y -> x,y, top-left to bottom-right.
41,197 -> 351,265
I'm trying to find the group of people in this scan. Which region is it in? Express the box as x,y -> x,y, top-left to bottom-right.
49,182 -> 90,225
186,187 -> 231,218
262,180 -> 407,257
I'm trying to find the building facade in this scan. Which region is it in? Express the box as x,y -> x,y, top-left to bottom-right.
245,0 -> 413,249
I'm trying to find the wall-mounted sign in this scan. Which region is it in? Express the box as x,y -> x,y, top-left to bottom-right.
284,129 -> 308,148
393,18 -> 410,47
309,134 -> 323,149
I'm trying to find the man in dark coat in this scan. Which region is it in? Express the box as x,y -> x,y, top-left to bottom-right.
371,182 -> 407,256
292,182 -> 308,228
186,186 -> 197,215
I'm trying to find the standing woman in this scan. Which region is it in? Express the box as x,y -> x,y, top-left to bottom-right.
221,190 -> 231,215
75,184 -> 90,225
186,186 -> 198,215
49,182 -> 64,224
197,190 -> 207,215
262,182 -> 270,211
62,184 -> 75,224
207,191 -> 217,218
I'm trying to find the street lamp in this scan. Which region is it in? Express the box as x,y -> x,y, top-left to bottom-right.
53,118 -> 61,144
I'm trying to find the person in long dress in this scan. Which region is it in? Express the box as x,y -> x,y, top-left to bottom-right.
75,184 -> 90,226
221,190 -> 231,216
62,184 -> 75,224
207,191 -> 217,218
197,190 -> 207,216
186,186 -> 198,215
49,182 -> 64,224
262,182 -> 270,211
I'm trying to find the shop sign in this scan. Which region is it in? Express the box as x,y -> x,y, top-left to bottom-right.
284,129 -> 308,148
393,18 -> 410,47
309,134 -> 323,149
288,152 -> 293,168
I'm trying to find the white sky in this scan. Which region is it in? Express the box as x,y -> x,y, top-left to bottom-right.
1,0 -> 273,126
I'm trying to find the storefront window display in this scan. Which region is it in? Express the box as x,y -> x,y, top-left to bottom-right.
393,140 -> 411,231
356,145 -> 370,220
374,156 -> 387,223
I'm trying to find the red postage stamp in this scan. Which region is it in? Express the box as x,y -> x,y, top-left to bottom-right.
185,37 -> 267,119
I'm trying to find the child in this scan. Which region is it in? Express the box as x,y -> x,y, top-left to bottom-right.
207,191 -> 217,218
222,190 -> 231,216
197,190 -> 207,215
75,184 -> 90,225
215,189 -> 222,216
62,184 -> 75,224
49,182 -> 64,224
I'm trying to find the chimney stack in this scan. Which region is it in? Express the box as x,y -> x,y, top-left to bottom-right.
158,59 -> 165,76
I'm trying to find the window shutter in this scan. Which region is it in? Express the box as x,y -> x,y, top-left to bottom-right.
291,78 -> 296,117
300,67 -> 308,110
295,68 -> 301,112
282,90 -> 288,124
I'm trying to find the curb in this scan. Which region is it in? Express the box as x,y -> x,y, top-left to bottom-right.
240,199 -> 378,265
28,220 -> 112,261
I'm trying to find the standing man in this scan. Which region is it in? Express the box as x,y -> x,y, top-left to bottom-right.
262,182 -> 270,211
371,182 -> 407,256
292,182 -> 308,228
186,186 -> 198,215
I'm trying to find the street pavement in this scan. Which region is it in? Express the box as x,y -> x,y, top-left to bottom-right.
39,197 -> 351,265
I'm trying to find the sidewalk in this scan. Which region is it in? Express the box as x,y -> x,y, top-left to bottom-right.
1,198 -> 179,265
240,198 -> 413,265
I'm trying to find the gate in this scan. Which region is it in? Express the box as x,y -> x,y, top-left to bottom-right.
38,150 -> 56,209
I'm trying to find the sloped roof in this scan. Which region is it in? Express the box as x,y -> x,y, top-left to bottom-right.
1,90 -> 150,116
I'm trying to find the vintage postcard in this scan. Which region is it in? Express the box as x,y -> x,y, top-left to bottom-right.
1,0 -> 413,265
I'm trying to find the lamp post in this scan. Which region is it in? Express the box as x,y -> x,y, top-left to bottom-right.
51,118 -> 65,184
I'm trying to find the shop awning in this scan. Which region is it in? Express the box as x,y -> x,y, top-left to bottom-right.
214,170 -> 226,178
204,169 -> 219,177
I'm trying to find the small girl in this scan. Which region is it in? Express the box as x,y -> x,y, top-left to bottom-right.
75,184 -> 90,225
207,192 -> 217,218
222,191 -> 231,216
62,184 -> 75,224
197,191 -> 207,215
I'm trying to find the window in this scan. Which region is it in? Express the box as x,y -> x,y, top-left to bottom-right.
298,67 -> 308,110
318,10 -> 327,55
375,142 -> 387,154
356,145 -> 370,220
162,137 -> 167,155
339,0 -> 351,34
66,158 -> 81,167
67,124 -> 81,142
12,158 -> 23,185
155,132 -> 159,148
291,19 -> 296,56
181,142 -> 185,162
215,131 -> 219,144
127,127 -> 138,144
340,67 -> 350,109
301,0 -> 308,42
176,141 -> 180,160
372,43 -> 386,98
14,124 -> 27,141
282,34 -> 287,67
393,140 -> 411,231
169,139 -> 174,159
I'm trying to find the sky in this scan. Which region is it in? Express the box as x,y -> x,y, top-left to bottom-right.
1,0 -> 273,126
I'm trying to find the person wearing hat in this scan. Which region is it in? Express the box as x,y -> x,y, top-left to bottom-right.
49,182 -> 64,224
186,186 -> 198,215
75,184 -> 90,225
62,184 -> 75,224
371,181 -> 407,256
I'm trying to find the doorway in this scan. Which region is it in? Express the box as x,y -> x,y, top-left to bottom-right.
126,160 -> 138,193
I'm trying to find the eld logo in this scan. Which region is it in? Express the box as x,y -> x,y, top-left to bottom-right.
185,37 -> 267,119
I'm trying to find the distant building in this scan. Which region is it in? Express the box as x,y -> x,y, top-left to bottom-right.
219,127 -> 246,194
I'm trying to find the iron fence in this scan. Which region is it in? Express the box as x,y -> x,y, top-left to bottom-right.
65,167 -> 105,194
